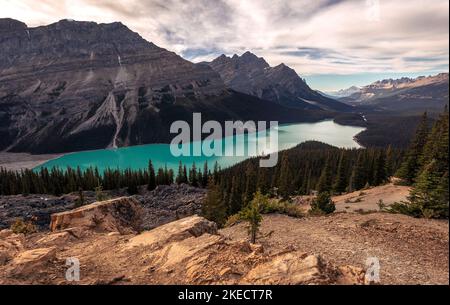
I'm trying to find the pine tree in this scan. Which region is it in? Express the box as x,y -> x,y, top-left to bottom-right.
127,172 -> 139,195
420,109 -> 449,176
189,163 -> 198,187
385,145 -> 395,177
156,168 -> 165,186
202,178 -> 227,226
229,176 -> 242,214
95,183 -> 107,201
176,161 -> 183,184
310,192 -> 336,215
373,151 -> 387,186
406,161 -> 448,218
239,190 -> 267,244
278,154 -> 292,200
168,169 -> 174,184
182,166 -> 188,184
316,156 -> 333,193
333,152 -> 347,194
202,162 -> 209,188
396,112 -> 429,184
390,108 -> 449,219
74,188 -> 85,208
147,160 -> 156,191
213,161 -> 219,182
349,152 -> 367,192
242,163 -> 257,204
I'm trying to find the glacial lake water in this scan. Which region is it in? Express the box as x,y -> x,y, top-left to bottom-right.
35,120 -> 365,173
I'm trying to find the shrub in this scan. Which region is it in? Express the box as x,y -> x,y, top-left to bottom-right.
377,199 -> 386,210
74,188 -> 85,208
10,219 -> 37,235
309,192 -> 336,215
224,213 -> 242,227
95,184 -> 108,202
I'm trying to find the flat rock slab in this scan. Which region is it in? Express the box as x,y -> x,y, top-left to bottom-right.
50,197 -> 143,233
125,215 -> 217,250
10,247 -> 57,275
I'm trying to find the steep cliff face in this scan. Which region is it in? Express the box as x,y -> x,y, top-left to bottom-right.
0,19 -> 227,153
208,52 -> 352,112
0,19 -> 326,154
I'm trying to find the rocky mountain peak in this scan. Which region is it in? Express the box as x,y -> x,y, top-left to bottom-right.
0,18 -> 27,33
0,19 -> 227,153
272,63 -> 296,74
208,52 -> 351,111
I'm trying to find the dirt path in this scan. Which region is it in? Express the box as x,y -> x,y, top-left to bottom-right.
221,213 -> 449,285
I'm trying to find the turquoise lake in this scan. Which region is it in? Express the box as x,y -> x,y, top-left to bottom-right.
35,120 -> 365,173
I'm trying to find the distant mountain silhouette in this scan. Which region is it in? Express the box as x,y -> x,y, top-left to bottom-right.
340,73 -> 449,114
207,52 -> 353,112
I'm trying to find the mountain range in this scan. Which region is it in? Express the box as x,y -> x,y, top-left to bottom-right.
324,86 -> 361,99
206,52 -> 352,112
0,18 -> 345,154
1,18 -> 446,155
337,73 -> 449,113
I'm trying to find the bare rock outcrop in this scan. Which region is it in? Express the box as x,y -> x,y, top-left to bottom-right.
0,184 -> 205,231
10,247 -> 57,275
1,205 -> 365,285
125,215 -> 217,250
120,216 -> 363,285
50,197 -> 143,233
241,251 -> 365,285
0,230 -> 25,266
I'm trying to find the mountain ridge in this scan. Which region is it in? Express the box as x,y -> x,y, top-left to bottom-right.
338,73 -> 449,113
0,19 -> 330,154
207,52 -> 353,112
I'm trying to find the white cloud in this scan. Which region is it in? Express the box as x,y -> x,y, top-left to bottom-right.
0,0 -> 448,75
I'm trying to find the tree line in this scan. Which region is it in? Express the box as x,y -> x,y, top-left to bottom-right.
392,108 -> 449,219
201,141 -> 405,226
1,108 -> 447,223
0,160 -> 219,196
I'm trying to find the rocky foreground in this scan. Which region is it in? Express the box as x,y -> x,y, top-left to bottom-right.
0,184 -> 205,231
0,197 -> 365,285
0,184 -> 448,285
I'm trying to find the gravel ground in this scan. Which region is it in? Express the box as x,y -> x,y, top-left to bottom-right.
0,152 -> 62,171
221,213 -> 449,285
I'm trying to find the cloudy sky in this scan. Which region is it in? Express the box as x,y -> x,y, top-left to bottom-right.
1,0 -> 449,91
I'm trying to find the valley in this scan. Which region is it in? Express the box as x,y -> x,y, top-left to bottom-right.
0,10 -> 448,289
0,18 -> 346,155
33,121 -> 364,174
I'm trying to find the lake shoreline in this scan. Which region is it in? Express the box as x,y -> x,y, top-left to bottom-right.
32,120 -> 365,174
1,121 -> 365,173
0,152 -> 64,172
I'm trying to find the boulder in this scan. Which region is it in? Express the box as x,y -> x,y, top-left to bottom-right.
50,197 -> 143,233
0,233 -> 25,265
152,234 -> 224,271
125,215 -> 217,250
36,231 -> 73,246
337,265 -> 366,285
241,252 -> 328,285
241,251 -> 366,285
11,247 -> 57,275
